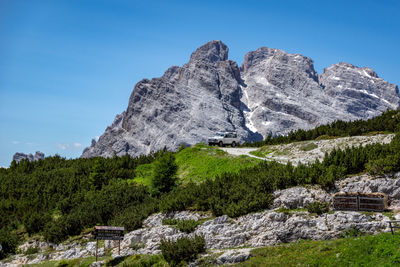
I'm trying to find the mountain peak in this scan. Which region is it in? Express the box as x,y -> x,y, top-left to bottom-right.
81,42 -> 400,159
189,40 -> 228,63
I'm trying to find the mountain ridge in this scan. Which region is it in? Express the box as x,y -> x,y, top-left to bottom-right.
81,40 -> 399,158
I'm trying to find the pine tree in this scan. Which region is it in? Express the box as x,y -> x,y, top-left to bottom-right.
150,152 -> 178,195
89,158 -> 106,190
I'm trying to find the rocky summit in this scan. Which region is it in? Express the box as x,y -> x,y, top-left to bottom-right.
81,41 -> 400,158
12,151 -> 45,163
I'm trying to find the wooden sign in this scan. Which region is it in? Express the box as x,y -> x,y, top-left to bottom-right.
93,226 -> 125,262
333,192 -> 388,212
94,226 -> 124,240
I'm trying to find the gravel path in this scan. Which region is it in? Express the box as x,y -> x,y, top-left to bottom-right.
220,147 -> 266,160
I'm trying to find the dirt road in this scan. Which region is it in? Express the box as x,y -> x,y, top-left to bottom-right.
219,147 -> 266,160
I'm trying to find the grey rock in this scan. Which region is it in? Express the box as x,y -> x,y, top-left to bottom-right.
86,242 -> 97,255
89,260 -> 106,267
82,40 -> 255,158
216,248 -> 251,265
273,187 -> 331,209
17,240 -> 55,254
12,151 -> 45,164
320,62 -> 400,118
81,41 -> 399,158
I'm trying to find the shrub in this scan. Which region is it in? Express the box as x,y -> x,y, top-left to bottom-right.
110,201 -> 157,231
24,246 -> 39,255
307,201 -> 330,215
0,227 -> 18,259
178,143 -> 186,152
160,235 -> 206,266
56,259 -> 72,267
341,225 -> 364,238
23,212 -> 51,235
162,219 -> 201,233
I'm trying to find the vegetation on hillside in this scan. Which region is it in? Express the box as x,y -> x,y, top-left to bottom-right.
236,232 -> 400,267
242,109 -> 400,147
0,110 -> 399,260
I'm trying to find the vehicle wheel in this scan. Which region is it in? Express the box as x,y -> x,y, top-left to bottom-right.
219,141 -> 224,147
231,141 -> 236,147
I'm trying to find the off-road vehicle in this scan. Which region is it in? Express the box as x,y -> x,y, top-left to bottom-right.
208,132 -> 239,147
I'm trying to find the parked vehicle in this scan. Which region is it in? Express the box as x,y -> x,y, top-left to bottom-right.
208,132 -> 239,147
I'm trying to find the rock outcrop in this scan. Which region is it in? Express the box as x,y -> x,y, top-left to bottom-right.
82,41 -> 259,158
12,151 -> 45,163
79,40 -> 399,160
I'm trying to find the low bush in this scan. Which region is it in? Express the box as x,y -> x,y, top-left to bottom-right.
160,235 -> 206,266
307,202 -> 330,215
0,227 -> 18,259
340,225 -> 364,238
162,218 -> 201,233
24,246 -> 40,255
23,212 -> 51,235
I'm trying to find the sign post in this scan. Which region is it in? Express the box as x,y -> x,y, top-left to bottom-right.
93,226 -> 124,262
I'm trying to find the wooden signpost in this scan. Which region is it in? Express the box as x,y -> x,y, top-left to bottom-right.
93,226 -> 124,262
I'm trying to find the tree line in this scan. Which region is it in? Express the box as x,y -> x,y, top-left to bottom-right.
242,109 -> 400,147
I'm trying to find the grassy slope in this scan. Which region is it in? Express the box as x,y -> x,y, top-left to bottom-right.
133,144 -> 261,185
235,232 -> 400,267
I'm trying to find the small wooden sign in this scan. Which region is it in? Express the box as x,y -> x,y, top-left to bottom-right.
94,226 -> 124,240
93,226 -> 125,262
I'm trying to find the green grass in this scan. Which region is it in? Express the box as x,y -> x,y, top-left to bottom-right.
250,147 -> 273,158
363,131 -> 392,136
314,135 -> 337,140
25,256 -> 108,267
300,142 -> 318,151
175,145 -> 261,183
235,232 -> 400,267
133,163 -> 153,186
108,254 -> 168,266
133,144 -> 261,185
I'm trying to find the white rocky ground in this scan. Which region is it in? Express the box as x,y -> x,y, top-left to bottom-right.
3,172 -> 400,266
222,134 -> 394,166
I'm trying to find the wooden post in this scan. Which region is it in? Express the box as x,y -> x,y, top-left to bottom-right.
95,239 -> 98,262
118,240 -> 121,255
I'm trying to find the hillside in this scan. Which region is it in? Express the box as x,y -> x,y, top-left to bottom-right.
1,111 -> 400,266
248,134 -> 394,165
134,144 -> 261,186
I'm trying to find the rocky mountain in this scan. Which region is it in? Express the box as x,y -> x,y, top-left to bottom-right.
13,151 -> 45,163
81,41 -> 399,158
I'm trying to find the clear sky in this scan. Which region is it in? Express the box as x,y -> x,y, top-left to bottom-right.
0,0 -> 399,166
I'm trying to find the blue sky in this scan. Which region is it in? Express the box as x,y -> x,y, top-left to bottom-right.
0,0 -> 399,166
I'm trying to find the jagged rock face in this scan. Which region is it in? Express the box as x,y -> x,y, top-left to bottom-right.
82,41 -> 258,158
13,151 -> 45,163
82,41 -> 400,158
320,62 -> 400,118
